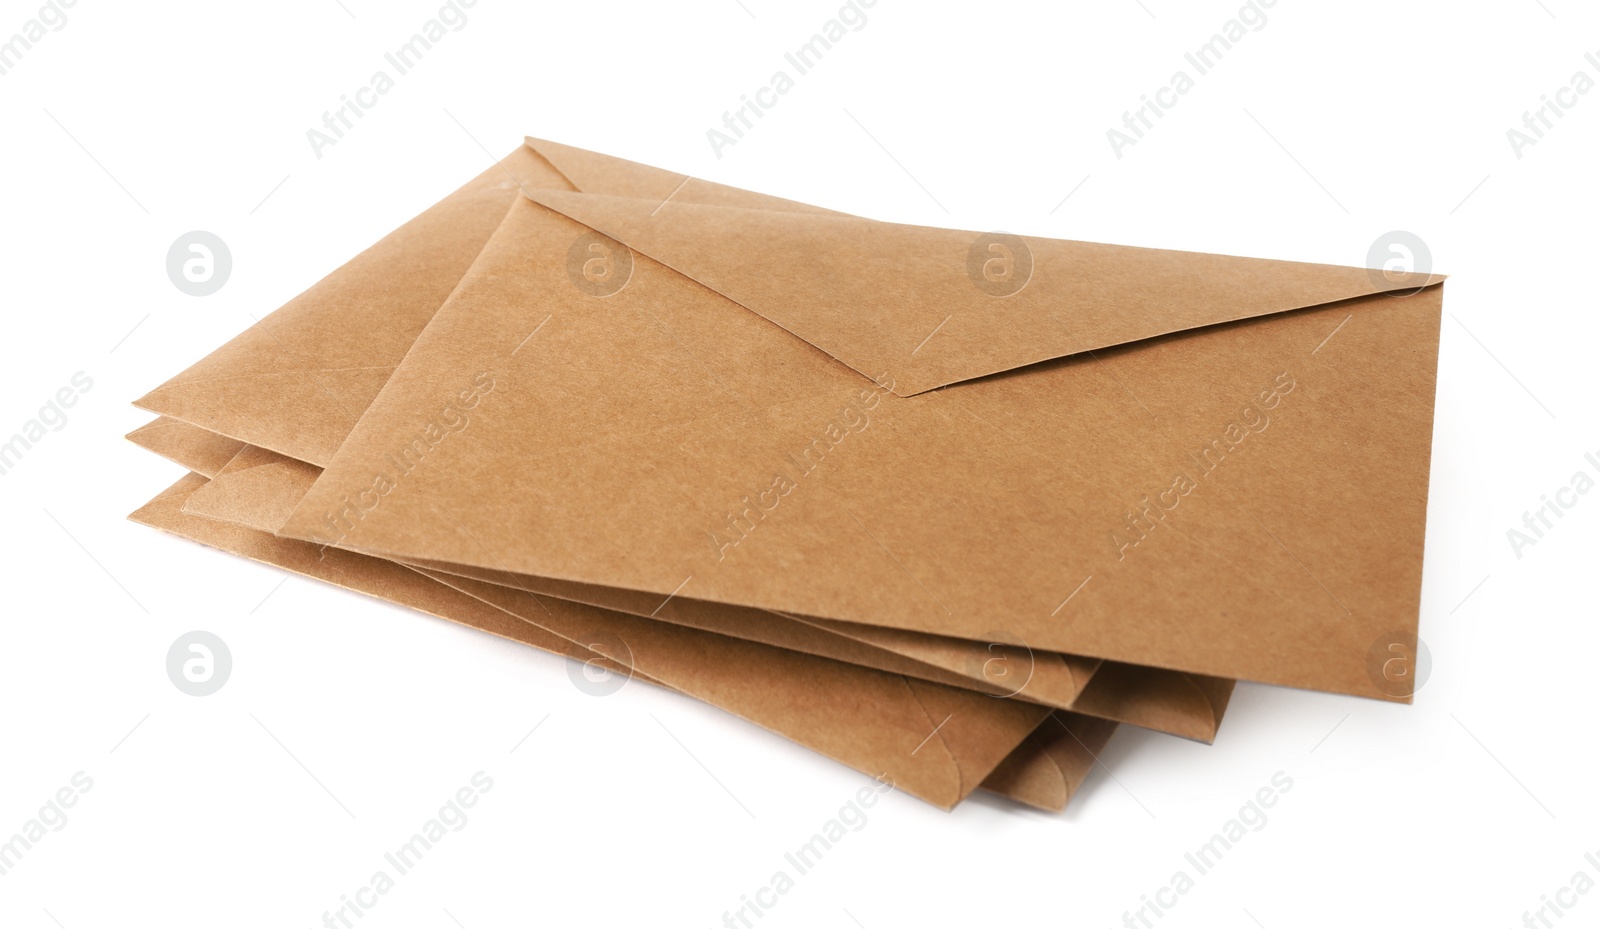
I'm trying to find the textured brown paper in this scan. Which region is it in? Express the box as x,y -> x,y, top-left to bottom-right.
132,140 -> 833,468
132,138 -> 1232,728
125,416 -> 244,479
278,185 -> 1442,700
134,472 -> 1067,810
167,430 -> 1229,742
982,713 -> 1121,813
182,445 -> 1098,704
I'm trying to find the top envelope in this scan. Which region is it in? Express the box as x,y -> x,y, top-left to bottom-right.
281,150 -> 1443,701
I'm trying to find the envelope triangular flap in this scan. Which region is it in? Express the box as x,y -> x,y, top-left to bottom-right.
523,136 -> 685,201
522,189 -> 1441,396
133,146 -> 566,467
525,136 -> 842,216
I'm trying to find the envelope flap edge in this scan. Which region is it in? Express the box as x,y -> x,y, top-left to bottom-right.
520,188 -> 1444,397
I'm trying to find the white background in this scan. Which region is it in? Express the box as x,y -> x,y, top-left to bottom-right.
1,1 -> 1596,926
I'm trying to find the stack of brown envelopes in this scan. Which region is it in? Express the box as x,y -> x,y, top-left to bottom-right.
127,138 -> 1444,812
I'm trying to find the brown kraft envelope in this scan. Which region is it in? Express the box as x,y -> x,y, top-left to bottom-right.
168,436 -> 1231,741
131,139 -> 831,469
133,471 -> 1114,811
275,187 -> 1442,701
126,416 -> 245,478
134,137 -> 1233,727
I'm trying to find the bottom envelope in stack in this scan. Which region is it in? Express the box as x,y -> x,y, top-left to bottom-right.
131,469 -> 1116,811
